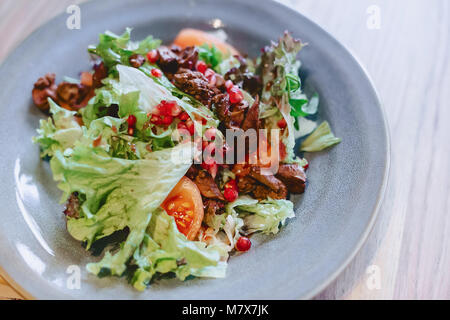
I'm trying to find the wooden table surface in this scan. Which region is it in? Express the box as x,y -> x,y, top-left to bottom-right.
0,0 -> 448,300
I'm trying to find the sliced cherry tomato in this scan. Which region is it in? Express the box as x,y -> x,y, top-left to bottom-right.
162,176 -> 204,240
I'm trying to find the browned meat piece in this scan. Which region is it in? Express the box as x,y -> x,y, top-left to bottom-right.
232,164 -> 251,178
32,73 -> 58,112
224,55 -> 262,97
212,93 -> 249,129
157,46 -> 180,73
275,163 -> 307,194
237,176 -> 256,194
249,166 -> 286,190
173,68 -> 215,106
129,53 -> 145,68
93,61 -> 108,88
242,74 -> 262,97
56,82 -> 94,110
63,192 -> 80,219
176,46 -> 199,70
204,199 -> 225,217
194,170 -> 225,200
212,93 -> 231,122
252,184 -> 287,200
203,199 -> 225,228
215,73 -> 226,91
185,165 -> 200,180
241,95 -> 260,131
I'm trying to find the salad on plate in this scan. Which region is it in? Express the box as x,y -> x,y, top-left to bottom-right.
31,28 -> 340,290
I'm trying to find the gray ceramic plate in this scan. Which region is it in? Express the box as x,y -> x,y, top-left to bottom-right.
0,0 -> 389,299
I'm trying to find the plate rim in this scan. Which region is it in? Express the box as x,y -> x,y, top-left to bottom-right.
0,0 -> 390,300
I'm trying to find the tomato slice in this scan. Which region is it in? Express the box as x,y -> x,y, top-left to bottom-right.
172,28 -> 240,56
162,176 -> 204,240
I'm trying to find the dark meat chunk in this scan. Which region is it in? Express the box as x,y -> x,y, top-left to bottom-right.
275,163 -> 307,194
157,46 -> 180,73
249,167 -> 286,190
185,165 -> 199,180
176,46 -> 198,70
32,73 -> 58,112
129,54 -> 145,68
224,55 -> 262,97
173,68 -> 215,106
92,61 -> 108,88
194,170 -> 225,200
212,93 -> 231,122
212,94 -> 249,129
56,82 -> 94,110
242,74 -> 262,97
241,95 -> 260,131
253,184 -> 287,200
248,166 -> 287,199
157,45 -> 199,74
237,176 -> 256,194
204,199 -> 225,217
203,199 -> 225,229
63,192 -> 80,219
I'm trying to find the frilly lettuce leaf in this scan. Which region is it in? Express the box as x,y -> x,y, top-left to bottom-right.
230,197 -> 295,235
130,208 -> 227,291
33,99 -> 82,157
300,121 -> 341,152
260,32 -> 305,162
88,28 -> 161,71
50,141 -> 193,281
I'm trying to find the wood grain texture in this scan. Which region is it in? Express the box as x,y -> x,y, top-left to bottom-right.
0,0 -> 448,300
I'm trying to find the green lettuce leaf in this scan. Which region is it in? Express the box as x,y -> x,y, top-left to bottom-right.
88,28 -> 161,71
300,121 -> 341,152
33,99 -> 82,157
198,44 -> 223,69
259,33 -> 305,162
130,208 -> 227,291
51,141 -> 193,275
229,197 -> 295,235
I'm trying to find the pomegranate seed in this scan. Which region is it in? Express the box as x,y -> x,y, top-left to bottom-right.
204,127 -> 216,141
164,101 -> 181,117
179,111 -> 190,121
303,163 -> 309,171
225,80 -> 234,91
225,179 -> 238,190
177,122 -> 187,130
151,68 -> 162,77
277,118 -> 287,129
161,115 -> 173,125
224,188 -> 238,202
185,119 -> 195,135
196,60 -> 207,74
202,140 -> 209,150
127,114 -> 137,127
150,114 -> 162,124
235,236 -> 251,251
146,49 -> 159,63
228,86 -> 243,104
